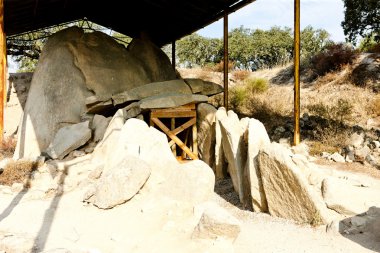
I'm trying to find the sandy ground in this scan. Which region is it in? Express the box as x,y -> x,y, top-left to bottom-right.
0,166 -> 379,253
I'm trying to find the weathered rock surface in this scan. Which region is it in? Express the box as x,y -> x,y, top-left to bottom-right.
220,111 -> 249,204
197,103 -> 217,169
139,93 -> 209,109
112,79 -> 192,105
14,27 -> 92,159
91,109 -> 126,165
192,202 -> 241,241
45,121 -> 91,160
245,118 -> 270,212
184,78 -> 223,96
83,156 -> 151,209
101,118 -> 176,173
14,26 -> 176,159
322,177 -> 380,215
91,114 -> 111,143
258,142 -> 331,224
215,108 -> 228,179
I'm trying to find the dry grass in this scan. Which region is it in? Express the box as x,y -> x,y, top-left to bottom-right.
232,70 -> 251,81
0,137 -> 17,160
0,160 -> 38,186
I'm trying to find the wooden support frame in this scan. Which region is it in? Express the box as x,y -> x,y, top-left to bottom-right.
150,103 -> 198,161
150,104 -> 198,160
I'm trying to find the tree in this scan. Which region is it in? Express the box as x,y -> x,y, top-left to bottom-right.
7,19 -> 131,72
342,0 -> 380,45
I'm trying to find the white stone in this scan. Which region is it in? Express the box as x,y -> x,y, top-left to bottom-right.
245,118 -> 270,212
258,142 -> 332,224
192,202 -> 241,241
220,110 -> 249,204
84,156 -> 151,209
215,107 -> 228,179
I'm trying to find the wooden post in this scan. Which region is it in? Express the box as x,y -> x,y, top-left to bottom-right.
171,40 -> 176,70
223,10 -> 229,110
293,0 -> 301,146
171,118 -> 176,156
0,0 -> 5,143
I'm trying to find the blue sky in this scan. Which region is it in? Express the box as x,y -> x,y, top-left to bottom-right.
197,0 -> 345,42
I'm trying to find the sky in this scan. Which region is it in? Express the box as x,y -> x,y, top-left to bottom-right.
197,0 -> 346,42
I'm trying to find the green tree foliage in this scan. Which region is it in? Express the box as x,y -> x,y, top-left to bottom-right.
176,26 -> 331,70
342,0 -> 380,45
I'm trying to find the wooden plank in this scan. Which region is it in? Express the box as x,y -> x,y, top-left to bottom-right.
151,103 -> 196,111
171,118 -> 176,156
168,117 -> 196,146
151,110 -> 196,118
151,118 -> 197,160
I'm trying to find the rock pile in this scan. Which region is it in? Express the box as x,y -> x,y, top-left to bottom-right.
13,26 -> 222,161
196,107 -> 380,225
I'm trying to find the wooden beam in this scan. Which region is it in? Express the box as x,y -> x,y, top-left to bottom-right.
151,117 -> 197,160
0,0 -> 4,143
293,0 -> 301,146
168,118 -> 196,146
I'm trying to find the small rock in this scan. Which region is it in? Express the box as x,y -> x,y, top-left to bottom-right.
326,220 -> 341,234
192,202 -> 241,241
321,152 -> 331,159
355,146 -> 371,162
84,146 -> 95,154
350,132 -> 364,148
329,152 -> 345,163
351,216 -> 367,228
72,150 -> 86,158
11,182 -> 24,192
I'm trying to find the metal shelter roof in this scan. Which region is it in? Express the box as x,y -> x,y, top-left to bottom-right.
5,0 -> 255,45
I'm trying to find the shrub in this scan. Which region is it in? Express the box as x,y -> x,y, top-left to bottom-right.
211,60 -> 235,72
232,70 -> 251,81
307,99 -> 353,126
311,43 -> 357,76
229,86 -> 247,112
244,77 -> 269,94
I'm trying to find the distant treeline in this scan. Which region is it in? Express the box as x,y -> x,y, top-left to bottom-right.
169,25 -> 333,70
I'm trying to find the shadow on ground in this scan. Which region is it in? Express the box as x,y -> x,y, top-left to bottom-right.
339,207 -> 380,252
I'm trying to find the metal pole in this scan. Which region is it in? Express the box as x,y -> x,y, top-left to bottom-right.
293,0 -> 301,146
171,40 -> 176,70
223,10 -> 228,110
0,0 -> 4,143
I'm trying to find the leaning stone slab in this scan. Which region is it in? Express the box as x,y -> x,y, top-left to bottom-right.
83,155 -> 151,209
197,103 -> 217,169
245,118 -> 270,212
258,142 -> 331,224
46,121 -> 91,160
112,79 -> 192,105
215,107 -> 228,179
139,93 -> 209,109
91,114 -> 111,143
220,111 -> 249,204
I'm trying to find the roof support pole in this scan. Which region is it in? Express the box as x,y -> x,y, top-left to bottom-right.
171,40 -> 176,70
0,0 -> 4,143
293,0 -> 301,146
223,10 -> 229,110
